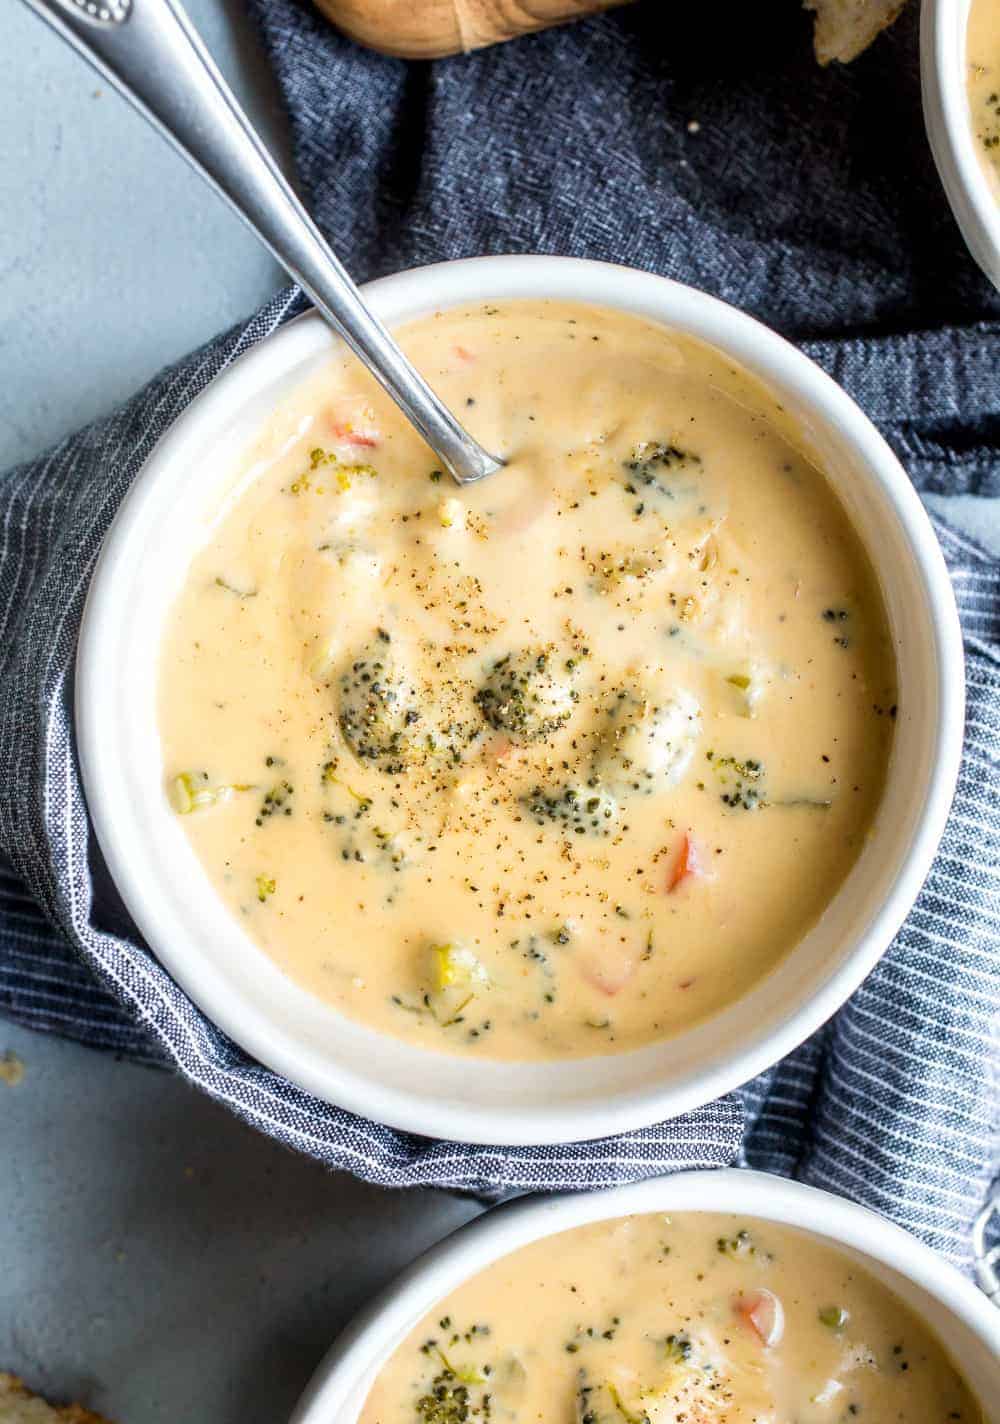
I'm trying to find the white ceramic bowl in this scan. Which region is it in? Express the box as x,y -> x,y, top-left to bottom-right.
289,1169 -> 1000,1423
76,255 -> 965,1145
922,0 -> 1000,290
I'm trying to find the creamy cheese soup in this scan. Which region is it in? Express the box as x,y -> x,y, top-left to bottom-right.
159,301 -> 896,1060
969,0 -> 1000,195
358,1212 -> 983,1424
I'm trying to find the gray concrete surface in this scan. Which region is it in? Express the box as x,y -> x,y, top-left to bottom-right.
1,1 -> 997,1421
1,0 -> 286,472
0,1019 -> 479,1423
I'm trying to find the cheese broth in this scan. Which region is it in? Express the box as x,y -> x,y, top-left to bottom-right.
159,302 -> 896,1061
358,1211 -> 983,1424
968,0 -> 1000,196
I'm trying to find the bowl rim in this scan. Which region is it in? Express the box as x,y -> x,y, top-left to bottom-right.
921,0 -> 1000,291
75,253 -> 966,1144
288,1168 -> 1000,1424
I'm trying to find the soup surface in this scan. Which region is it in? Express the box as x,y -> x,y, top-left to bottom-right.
969,0 -> 1000,195
358,1211 -> 983,1424
159,301 -> 895,1060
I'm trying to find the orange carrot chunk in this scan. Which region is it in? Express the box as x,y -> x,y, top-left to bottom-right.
735,1288 -> 785,1347
331,419 -> 379,448
667,831 -> 701,892
580,953 -> 636,997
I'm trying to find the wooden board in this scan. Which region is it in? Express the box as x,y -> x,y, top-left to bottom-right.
312,0 -> 632,59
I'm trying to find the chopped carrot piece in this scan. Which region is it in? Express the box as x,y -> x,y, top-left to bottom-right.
488,735 -> 516,763
581,953 -> 636,997
331,419 -> 379,448
735,1288 -> 785,1347
667,831 -> 701,892
490,488 -> 554,536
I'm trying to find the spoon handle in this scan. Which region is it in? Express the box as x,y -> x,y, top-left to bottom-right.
21,0 -> 503,486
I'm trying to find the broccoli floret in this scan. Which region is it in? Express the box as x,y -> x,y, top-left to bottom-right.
593,688 -> 701,796
622,441 -> 702,510
706,751 -> 766,810
416,1369 -> 482,1424
577,1363 -> 706,1424
337,634 -> 423,774
475,649 -> 576,744
575,1376 -> 644,1424
522,783 -> 619,837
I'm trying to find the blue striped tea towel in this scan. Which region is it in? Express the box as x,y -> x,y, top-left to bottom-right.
1,0 -> 997,1269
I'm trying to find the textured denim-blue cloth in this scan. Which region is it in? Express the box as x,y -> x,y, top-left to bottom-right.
1,3 -> 998,1269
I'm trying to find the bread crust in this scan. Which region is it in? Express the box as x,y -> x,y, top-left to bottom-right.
310,0 -> 907,60
805,0 -> 908,65
0,1374 -> 114,1424
310,0 -> 628,59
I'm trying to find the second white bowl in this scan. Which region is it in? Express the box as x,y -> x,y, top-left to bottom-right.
922,0 -> 1000,290
289,1171 -> 1000,1423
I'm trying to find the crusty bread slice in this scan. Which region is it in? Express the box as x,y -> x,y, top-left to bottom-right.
315,0 -> 907,62
311,0 -> 628,59
0,1375 -> 114,1424
805,0 -> 908,64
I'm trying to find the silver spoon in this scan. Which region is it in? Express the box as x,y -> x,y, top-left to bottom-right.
22,0 -> 504,487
